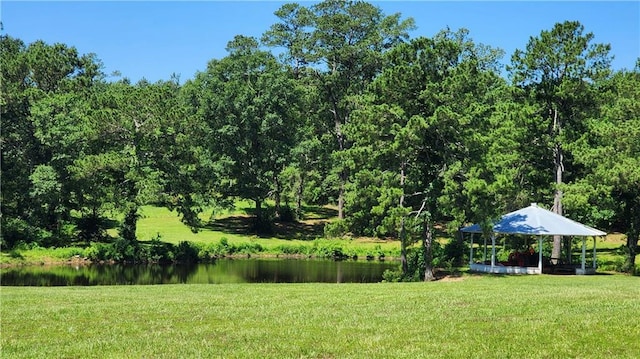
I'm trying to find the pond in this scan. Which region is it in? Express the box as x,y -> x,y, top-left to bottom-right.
0,258 -> 398,286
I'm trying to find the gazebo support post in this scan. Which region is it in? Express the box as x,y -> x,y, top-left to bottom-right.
469,233 -> 474,266
490,234 -> 496,270
581,237 -> 587,272
483,236 -> 487,264
593,237 -> 597,269
538,237 -> 543,274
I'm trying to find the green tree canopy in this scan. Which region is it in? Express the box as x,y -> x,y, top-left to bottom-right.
184,35 -> 301,231
508,20 -> 612,261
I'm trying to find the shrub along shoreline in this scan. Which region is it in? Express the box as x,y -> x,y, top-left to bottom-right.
0,237 -> 397,268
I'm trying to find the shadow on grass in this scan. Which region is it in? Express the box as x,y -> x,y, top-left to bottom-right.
301,205 -> 338,220
271,220 -> 327,240
203,206 -> 336,241
205,216 -> 253,235
594,246 -> 625,254
202,216 -> 328,240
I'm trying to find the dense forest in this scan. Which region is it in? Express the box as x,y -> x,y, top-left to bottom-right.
2,1 -> 639,275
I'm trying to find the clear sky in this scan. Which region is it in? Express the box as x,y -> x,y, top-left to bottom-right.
2,1 -> 638,83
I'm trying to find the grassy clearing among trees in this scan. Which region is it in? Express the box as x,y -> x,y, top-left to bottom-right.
0,204 -> 402,266
2,275 -> 639,358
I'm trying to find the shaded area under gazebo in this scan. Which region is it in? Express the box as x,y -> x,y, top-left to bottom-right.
461,203 -> 606,275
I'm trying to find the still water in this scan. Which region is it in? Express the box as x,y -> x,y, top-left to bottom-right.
0,259 -> 398,286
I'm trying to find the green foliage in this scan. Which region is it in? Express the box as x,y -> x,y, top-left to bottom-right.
309,240 -> 354,260
75,214 -> 109,242
342,168 -> 397,237
251,214 -> 275,235
508,20 -> 614,261
277,205 -> 297,223
197,238 -> 266,259
382,243 -> 445,282
442,239 -> 468,266
1,218 -> 48,249
323,219 -> 349,238
84,238 -> 201,264
174,241 -> 200,264
83,243 -> 113,262
184,35 -> 301,228
263,0 -> 415,219
110,237 -> 140,262
146,237 -> 175,263
567,67 -> 640,272
272,243 -> 309,256
119,208 -> 139,243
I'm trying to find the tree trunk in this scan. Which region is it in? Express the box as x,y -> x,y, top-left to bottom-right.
623,195 -> 638,274
255,198 -> 263,222
253,198 -> 271,234
336,124 -> 346,220
338,172 -> 345,220
625,230 -> 638,274
551,107 -> 564,264
423,217 -> 435,282
296,170 -> 304,220
399,163 -> 408,275
120,205 -> 138,242
456,228 -> 464,266
332,90 -> 346,220
273,175 -> 282,220
399,217 -> 408,275
120,117 -> 142,243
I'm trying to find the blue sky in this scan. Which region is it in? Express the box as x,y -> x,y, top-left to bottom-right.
2,1 -> 638,83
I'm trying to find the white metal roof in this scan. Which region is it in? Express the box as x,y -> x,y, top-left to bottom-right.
460,203 -> 606,236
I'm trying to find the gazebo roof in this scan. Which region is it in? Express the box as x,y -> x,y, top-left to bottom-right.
460,203 -> 606,236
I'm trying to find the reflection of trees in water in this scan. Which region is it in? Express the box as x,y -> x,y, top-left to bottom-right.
1,260 -> 396,285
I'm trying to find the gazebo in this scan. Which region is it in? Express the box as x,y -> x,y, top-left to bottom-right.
461,203 -> 606,275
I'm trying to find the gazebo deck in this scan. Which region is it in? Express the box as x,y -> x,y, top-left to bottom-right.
470,263 -> 542,274
470,262 -> 597,275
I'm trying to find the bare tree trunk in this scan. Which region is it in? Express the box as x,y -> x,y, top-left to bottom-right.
552,107 -> 564,264
328,74 -> 347,221
626,232 -> 638,274
336,134 -> 346,220
423,216 -> 435,282
273,175 -> 282,220
400,216 -> 408,275
255,198 -> 262,222
399,163 -> 408,275
338,172 -> 345,220
456,228 -> 464,266
296,171 -> 304,220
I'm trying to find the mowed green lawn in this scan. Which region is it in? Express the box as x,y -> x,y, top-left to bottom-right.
133,204 -> 401,256
2,275 -> 639,358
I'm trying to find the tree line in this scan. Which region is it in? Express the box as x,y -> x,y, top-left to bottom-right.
2,0 -> 638,275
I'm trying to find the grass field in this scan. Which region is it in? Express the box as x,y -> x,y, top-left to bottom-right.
134,204 -> 399,250
2,275 -> 639,358
133,201 -> 336,242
